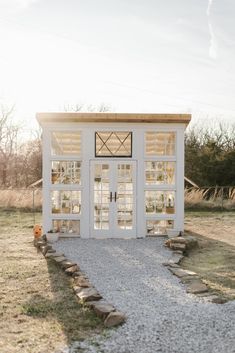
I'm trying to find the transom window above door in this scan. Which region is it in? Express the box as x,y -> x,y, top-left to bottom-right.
95,131 -> 132,157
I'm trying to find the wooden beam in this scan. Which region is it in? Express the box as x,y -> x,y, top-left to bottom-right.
36,113 -> 191,125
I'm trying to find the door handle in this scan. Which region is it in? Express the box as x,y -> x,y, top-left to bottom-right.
114,192 -> 117,202
109,192 -> 113,202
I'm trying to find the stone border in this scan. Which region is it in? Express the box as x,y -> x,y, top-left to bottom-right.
163,236 -> 227,304
34,237 -> 126,327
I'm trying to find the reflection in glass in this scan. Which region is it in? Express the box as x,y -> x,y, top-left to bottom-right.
146,220 -> 174,236
145,191 -> 175,214
145,132 -> 175,156
117,164 -> 133,229
94,164 -> 110,230
51,161 -> 81,184
51,131 -> 81,155
52,219 -> 80,235
145,161 -> 175,185
51,190 -> 81,214
95,132 -> 132,157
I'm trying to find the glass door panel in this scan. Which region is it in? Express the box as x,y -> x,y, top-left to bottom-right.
93,163 -> 110,230
116,163 -> 134,230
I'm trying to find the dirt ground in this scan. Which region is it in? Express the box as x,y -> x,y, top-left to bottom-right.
185,211 -> 235,246
183,211 -> 235,301
0,211 -> 103,353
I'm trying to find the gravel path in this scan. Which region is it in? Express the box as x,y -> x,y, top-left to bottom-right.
54,238 -> 235,353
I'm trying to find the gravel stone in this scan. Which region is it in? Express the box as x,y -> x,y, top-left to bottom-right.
54,238 -> 235,353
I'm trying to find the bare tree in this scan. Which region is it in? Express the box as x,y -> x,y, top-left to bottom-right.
63,103 -> 112,113
0,105 -> 20,187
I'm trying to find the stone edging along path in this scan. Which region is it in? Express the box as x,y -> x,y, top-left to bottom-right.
163,235 -> 227,304
34,237 -> 126,328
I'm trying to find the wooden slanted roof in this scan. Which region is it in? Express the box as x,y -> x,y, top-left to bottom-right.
36,113 -> 191,125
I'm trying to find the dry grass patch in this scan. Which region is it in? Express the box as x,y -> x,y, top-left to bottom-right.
183,211 -> 235,301
0,210 -> 103,353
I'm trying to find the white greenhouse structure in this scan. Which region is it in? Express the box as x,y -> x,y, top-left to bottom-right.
36,113 -> 191,239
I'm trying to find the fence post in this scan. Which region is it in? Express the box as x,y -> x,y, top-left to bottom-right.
32,188 -> 35,225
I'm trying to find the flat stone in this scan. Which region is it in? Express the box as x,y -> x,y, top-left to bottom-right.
186,281 -> 208,294
54,256 -> 67,263
173,250 -> 184,255
45,252 -> 56,258
64,265 -> 80,275
211,297 -> 228,304
93,302 -> 115,319
41,245 -> 53,255
181,276 -> 200,283
167,263 -> 180,268
35,240 -> 46,248
104,311 -> 126,327
169,268 -> 197,278
76,288 -> 102,302
197,292 -> 216,298
168,254 -> 184,265
72,271 -> 86,278
73,277 -> 91,287
73,286 -> 83,294
47,249 -> 56,253
61,260 -> 77,269
85,301 -> 102,309
170,243 -> 186,251
170,237 -> 187,244
162,262 -> 180,268
48,252 -> 64,257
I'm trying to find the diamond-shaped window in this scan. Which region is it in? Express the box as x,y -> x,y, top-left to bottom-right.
95,132 -> 132,157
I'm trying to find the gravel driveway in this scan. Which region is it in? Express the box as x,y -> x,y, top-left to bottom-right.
54,238 -> 235,353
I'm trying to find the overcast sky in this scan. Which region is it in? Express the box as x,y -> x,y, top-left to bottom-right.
0,0 -> 235,128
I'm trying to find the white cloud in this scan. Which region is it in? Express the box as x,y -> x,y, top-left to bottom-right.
208,23 -> 218,59
207,0 -> 213,16
207,0 -> 217,59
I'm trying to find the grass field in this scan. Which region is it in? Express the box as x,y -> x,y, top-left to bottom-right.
183,210 -> 235,301
0,210 -> 103,353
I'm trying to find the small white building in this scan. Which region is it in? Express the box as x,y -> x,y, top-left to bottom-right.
36,113 -> 191,239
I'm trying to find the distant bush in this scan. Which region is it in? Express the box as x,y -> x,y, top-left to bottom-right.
185,187 -> 235,210
0,188 -> 42,211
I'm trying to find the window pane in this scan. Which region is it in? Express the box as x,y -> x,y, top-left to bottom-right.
145,161 -> 175,185
95,132 -> 132,157
94,163 -> 110,230
117,163 -> 134,230
52,219 -> 80,235
51,161 -> 81,184
51,190 -> 81,214
51,131 -> 81,155
146,220 -> 174,236
145,191 -> 175,214
145,132 -> 175,156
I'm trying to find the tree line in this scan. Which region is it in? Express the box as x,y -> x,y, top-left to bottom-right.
185,121 -> 235,186
0,105 -> 42,188
0,105 -> 234,188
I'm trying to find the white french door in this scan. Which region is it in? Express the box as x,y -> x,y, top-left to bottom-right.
90,160 -> 136,238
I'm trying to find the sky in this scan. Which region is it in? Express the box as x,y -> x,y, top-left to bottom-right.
0,0 -> 235,129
